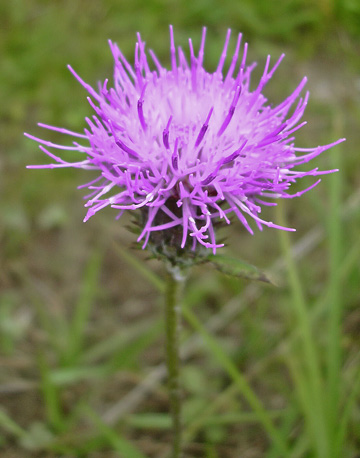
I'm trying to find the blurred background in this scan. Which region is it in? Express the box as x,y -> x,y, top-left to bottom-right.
0,1 -> 359,457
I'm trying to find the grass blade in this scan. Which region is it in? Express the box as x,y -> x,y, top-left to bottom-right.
85,407 -> 147,458
64,250 -> 103,365
326,115 -> 344,452
182,305 -> 289,456
334,366 -> 360,455
113,242 -> 165,293
276,202 -> 329,457
37,349 -> 63,432
0,408 -> 26,438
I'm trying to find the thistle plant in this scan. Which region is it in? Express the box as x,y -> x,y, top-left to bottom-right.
26,26 -> 344,457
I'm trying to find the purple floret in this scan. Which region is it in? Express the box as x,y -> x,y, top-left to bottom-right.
26,26 -> 344,253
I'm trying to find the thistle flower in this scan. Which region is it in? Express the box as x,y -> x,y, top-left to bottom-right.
26,26 -> 344,254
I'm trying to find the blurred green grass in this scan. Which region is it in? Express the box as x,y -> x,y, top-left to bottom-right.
1,0 -> 360,456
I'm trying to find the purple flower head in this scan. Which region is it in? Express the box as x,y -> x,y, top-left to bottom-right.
27,26 -> 344,254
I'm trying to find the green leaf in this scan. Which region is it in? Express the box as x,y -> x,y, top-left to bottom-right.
85,407 -> 147,458
207,254 -> 272,283
113,242 -> 165,293
37,349 -> 64,432
49,366 -> 109,385
63,250 -> 103,365
20,422 -> 54,451
0,408 -> 26,438
126,413 -> 171,429
182,306 -> 289,455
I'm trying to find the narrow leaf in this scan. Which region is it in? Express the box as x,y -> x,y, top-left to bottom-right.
207,254 -> 272,283
86,407 -> 147,458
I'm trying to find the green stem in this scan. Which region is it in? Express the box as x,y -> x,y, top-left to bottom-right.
165,268 -> 185,458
